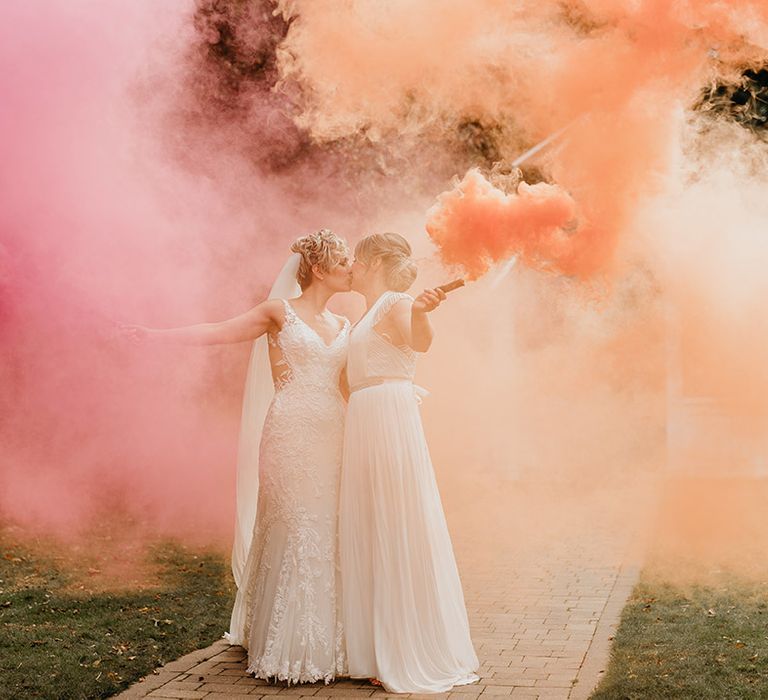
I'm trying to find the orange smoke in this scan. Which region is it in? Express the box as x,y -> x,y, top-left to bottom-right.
425,169 -> 584,278
421,0 -> 768,280
276,0 -> 768,279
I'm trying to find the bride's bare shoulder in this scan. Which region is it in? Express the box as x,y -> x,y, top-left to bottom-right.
256,298 -> 289,323
260,298 -> 286,312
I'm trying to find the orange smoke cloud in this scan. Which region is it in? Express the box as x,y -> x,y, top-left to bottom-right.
425,169 -> 582,278
276,0 -> 768,279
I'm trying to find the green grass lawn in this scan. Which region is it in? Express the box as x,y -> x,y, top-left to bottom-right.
591,573 -> 768,700
0,527 -> 233,700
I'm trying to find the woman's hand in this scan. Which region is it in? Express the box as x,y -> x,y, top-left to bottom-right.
412,288 -> 447,314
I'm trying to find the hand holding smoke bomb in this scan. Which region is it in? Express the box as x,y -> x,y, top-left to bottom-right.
413,287 -> 446,314
413,278 -> 463,314
437,279 -> 465,294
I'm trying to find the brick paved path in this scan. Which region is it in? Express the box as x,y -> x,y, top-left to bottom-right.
116,482 -> 644,700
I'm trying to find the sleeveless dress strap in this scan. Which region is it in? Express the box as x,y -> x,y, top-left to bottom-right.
280,299 -> 299,324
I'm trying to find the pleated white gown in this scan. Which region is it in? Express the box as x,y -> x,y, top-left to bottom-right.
339,291 -> 479,694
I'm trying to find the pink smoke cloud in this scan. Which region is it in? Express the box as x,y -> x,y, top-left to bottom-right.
0,1 -> 364,540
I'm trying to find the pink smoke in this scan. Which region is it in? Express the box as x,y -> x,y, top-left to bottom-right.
0,1 -> 363,540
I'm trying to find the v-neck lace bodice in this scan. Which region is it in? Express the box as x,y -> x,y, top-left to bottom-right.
268,300 -> 350,393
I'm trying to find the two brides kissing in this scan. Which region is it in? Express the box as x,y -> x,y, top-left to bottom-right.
129,230 -> 478,694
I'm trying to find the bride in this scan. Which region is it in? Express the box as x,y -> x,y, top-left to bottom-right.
340,232 -> 479,694
125,229 -> 351,683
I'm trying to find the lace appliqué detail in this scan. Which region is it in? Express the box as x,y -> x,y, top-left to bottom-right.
240,298 -> 349,684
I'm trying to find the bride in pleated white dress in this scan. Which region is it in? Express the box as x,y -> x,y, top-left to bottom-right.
125,229 -> 351,684
340,233 -> 479,694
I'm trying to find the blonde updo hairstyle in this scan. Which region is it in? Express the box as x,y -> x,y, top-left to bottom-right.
354,232 -> 417,292
290,228 -> 350,290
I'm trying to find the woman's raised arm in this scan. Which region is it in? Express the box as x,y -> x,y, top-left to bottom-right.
409,288 -> 446,352
376,289 -> 446,353
122,298 -> 284,346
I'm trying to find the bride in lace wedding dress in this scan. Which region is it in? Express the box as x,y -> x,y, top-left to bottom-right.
125,229 -> 351,683
340,233 -> 479,694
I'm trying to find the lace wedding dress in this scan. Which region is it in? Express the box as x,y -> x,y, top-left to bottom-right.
228,298 -> 349,683
339,291 -> 479,694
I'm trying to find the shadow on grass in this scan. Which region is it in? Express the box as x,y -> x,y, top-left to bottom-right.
0,533 -> 234,700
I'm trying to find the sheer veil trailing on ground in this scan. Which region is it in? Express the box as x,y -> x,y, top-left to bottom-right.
225,253 -> 301,645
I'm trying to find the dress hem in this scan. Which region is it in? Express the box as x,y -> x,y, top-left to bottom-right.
347,671 -> 480,694
245,666 -> 345,686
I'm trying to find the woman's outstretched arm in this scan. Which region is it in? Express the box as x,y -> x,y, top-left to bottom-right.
123,298 -> 284,346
